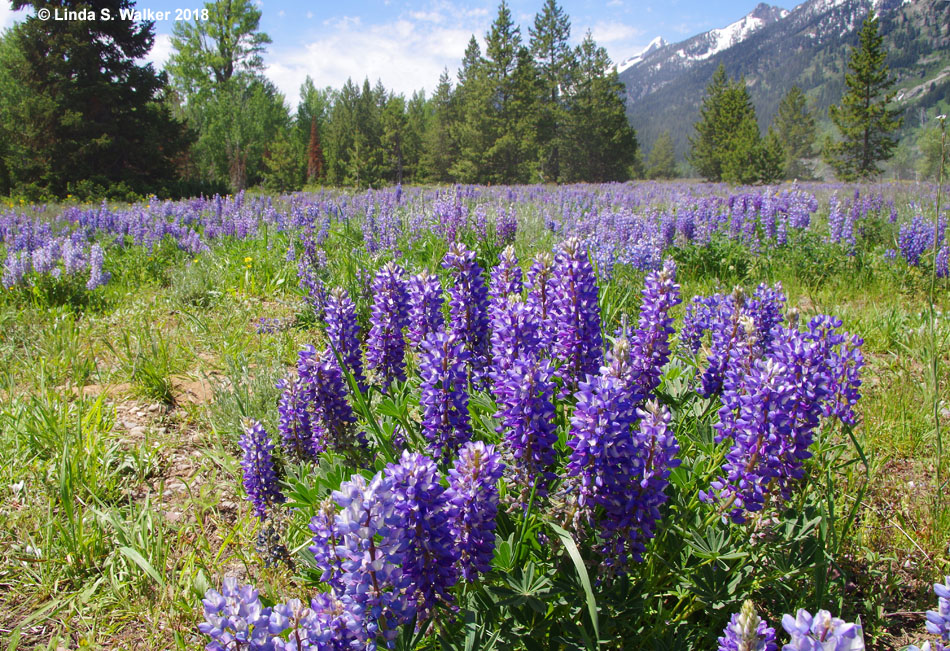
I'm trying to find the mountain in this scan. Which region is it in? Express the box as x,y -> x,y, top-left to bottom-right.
616,37 -> 667,74
619,0 -> 950,163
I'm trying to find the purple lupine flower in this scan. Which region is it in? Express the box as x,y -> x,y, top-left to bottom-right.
807,316 -> 863,426
551,238 -> 603,397
496,206 -> 517,245
493,355 -> 558,498
628,259 -> 681,400
489,245 -> 523,303
86,242 -> 110,290
680,294 -> 724,355
443,242 -> 491,385
565,372 -> 635,528
367,261 -> 410,390
387,451 -> 458,620
325,287 -> 367,392
699,290 -> 745,398
332,472 -> 411,648
406,271 -> 444,349
781,608 -> 865,651
2,250 -> 31,287
701,357 -> 799,523
239,419 -> 284,519
276,377 -> 313,462
926,576 -> 950,641
489,296 -> 541,395
418,331 -> 472,461
446,441 -> 504,581
61,238 -> 86,275
745,282 -> 787,355
297,345 -> 360,457
718,600 -> 778,651
267,594 -> 355,650
308,498 -> 347,592
704,323 -> 834,523
199,577 -> 274,650
526,251 -> 557,351
937,245 -> 949,279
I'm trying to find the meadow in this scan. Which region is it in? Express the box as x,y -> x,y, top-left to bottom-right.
0,181 -> 948,650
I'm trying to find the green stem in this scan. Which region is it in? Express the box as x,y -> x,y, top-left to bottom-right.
929,115 -> 947,521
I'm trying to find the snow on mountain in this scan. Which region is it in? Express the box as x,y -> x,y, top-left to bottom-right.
685,6 -> 789,61
616,36 -> 667,74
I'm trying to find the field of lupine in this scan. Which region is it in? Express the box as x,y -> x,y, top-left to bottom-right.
0,182 -> 948,650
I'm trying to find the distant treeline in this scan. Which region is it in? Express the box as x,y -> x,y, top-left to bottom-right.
0,0 -> 644,200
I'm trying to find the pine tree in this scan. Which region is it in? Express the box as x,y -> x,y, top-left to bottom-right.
423,69 -> 459,183
718,80 -> 765,185
689,65 -> 731,182
307,118 -> 325,184
561,32 -> 638,182
530,0 -> 574,182
772,86 -> 817,180
451,37 -> 491,182
3,0 -> 189,199
647,131 -> 677,179
689,66 -> 773,184
482,1 -> 538,183
824,11 -> 902,180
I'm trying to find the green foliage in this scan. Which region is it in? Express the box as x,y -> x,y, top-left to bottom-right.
647,130 -> 677,179
262,129 -> 303,193
772,86 -> 818,180
0,1 -> 189,200
690,66 -> 778,185
917,119 -> 950,181
560,32 -> 639,182
824,12 -> 903,181
168,0 -> 285,192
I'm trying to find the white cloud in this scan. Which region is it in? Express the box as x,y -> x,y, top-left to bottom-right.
589,21 -> 642,44
607,0 -> 623,6
145,33 -> 174,69
266,4 -> 490,101
0,4 -> 28,32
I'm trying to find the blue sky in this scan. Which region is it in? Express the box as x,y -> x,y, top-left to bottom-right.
1,0 -> 791,103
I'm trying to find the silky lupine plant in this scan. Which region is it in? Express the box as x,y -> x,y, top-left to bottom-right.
212,444 -> 503,650
442,242 -> 491,385
367,261 -> 410,390
406,271 -> 445,349
418,330 -> 472,462
693,285 -> 864,523
239,420 -> 283,520
324,287 -> 367,392
717,602 -> 865,651
550,237 -> 603,398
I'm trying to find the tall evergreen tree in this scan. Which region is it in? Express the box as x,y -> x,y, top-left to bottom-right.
2,0 -> 189,199
423,69 -> 459,183
689,65 -> 731,182
296,77 -> 331,184
824,11 -> 902,180
771,86 -> 817,180
689,65 -> 773,184
450,37 -> 491,182
482,1 -> 538,183
530,0 -> 574,182
646,131 -> 677,179
561,32 -> 638,182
